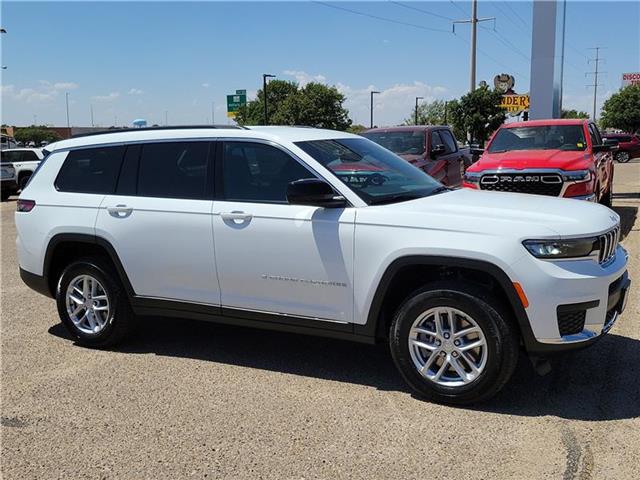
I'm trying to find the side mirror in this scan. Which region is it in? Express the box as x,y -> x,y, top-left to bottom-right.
430,144 -> 446,159
286,178 -> 347,208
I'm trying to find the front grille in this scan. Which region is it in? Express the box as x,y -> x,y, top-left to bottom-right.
479,173 -> 563,196
557,310 -> 586,336
597,226 -> 620,265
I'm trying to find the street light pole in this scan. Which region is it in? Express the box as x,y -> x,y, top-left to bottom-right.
415,96 -> 424,125
370,91 -> 380,129
65,92 -> 70,129
262,74 -> 276,125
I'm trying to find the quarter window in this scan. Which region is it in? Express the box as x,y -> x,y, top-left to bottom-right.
137,142 -> 211,199
55,146 -> 125,194
222,142 -> 314,203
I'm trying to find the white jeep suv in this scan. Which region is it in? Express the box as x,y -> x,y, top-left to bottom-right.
16,126 -> 631,404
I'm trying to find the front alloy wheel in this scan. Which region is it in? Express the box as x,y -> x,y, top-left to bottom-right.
65,274 -> 111,335
408,307 -> 488,387
615,151 -> 630,163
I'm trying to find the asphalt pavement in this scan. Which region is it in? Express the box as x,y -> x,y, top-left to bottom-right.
1,161 -> 639,479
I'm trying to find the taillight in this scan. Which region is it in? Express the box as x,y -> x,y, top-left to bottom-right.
16,199 -> 36,212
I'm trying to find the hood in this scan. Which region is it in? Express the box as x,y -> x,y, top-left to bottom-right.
469,150 -> 592,172
357,188 -> 619,239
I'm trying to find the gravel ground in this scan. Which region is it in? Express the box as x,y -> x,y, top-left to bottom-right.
1,162 -> 639,479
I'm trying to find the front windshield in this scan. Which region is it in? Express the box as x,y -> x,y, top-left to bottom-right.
295,137 -> 443,205
488,125 -> 587,153
361,131 -> 426,155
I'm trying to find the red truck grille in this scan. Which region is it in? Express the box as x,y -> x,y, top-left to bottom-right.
479,173 -> 563,196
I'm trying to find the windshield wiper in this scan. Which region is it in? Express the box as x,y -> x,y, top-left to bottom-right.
369,193 -> 425,205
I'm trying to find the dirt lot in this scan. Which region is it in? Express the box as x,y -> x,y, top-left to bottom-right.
1,162 -> 638,479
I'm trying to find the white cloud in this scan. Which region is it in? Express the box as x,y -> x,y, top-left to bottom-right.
338,81 -> 448,126
201,83 -> 210,88
92,92 -> 120,102
282,70 -> 327,87
2,81 -> 79,104
128,88 -> 144,95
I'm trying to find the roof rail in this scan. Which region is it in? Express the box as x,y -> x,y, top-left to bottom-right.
70,125 -> 247,139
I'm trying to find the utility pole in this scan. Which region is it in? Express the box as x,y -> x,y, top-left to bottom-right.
586,47 -> 606,121
444,101 -> 448,125
370,91 -> 380,128
414,97 -> 423,125
262,73 -> 276,125
1,28 -> 6,70
453,0 -> 495,92
90,105 -> 94,127
65,92 -> 70,129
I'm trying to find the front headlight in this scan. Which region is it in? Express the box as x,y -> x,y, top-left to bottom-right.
523,237 -> 599,259
562,170 -> 591,182
464,172 -> 481,183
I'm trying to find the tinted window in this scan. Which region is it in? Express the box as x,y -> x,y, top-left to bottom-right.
431,131 -> 443,149
362,131 -> 426,155
56,146 -> 125,194
138,142 -> 210,199
223,142 -> 313,203
22,151 -> 40,161
1,151 -> 22,163
488,125 -> 587,152
588,124 -> 602,146
440,130 -> 458,153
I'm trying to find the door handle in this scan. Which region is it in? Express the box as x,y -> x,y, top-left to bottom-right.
107,204 -> 133,218
221,211 -> 252,221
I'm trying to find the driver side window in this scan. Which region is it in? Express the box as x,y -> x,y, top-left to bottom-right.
431,131 -> 444,151
222,142 -> 315,203
588,124 -> 602,146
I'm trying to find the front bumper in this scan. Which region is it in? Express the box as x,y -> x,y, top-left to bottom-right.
510,245 -> 630,355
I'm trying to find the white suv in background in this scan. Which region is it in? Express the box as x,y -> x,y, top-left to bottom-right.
16,126 -> 630,404
1,148 -> 45,190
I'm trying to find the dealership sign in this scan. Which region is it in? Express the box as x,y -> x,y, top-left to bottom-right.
500,94 -> 530,113
622,73 -> 640,87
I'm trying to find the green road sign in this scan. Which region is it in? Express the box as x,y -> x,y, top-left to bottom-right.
226,93 -> 247,117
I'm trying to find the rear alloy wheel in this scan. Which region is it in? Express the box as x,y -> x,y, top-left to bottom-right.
56,258 -> 135,347
390,281 -> 519,404
615,151 -> 630,163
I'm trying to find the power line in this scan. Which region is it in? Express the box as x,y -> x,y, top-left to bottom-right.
388,1 -> 455,22
585,46 -> 607,121
313,1 -> 450,33
448,0 -> 468,16
502,1 -> 530,29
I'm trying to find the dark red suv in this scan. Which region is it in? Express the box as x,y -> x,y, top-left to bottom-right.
362,126 -> 471,187
602,133 -> 640,163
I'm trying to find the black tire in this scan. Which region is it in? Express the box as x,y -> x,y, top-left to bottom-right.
18,174 -> 31,190
599,186 -> 612,207
56,258 -> 135,347
615,151 -> 631,163
389,281 -> 519,405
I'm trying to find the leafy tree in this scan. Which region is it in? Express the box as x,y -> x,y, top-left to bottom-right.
403,99 -> 447,126
600,84 -> 640,133
449,86 -> 506,145
14,126 -> 61,144
347,124 -> 367,134
235,80 -> 352,130
561,109 -> 589,119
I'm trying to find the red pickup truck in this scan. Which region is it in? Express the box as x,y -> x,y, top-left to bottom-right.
463,119 -> 616,206
362,126 -> 471,187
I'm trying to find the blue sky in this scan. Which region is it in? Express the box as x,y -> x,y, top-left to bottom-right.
1,1 -> 638,127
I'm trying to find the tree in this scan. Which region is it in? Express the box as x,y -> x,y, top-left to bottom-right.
347,124 -> 367,134
235,80 -> 352,130
600,84 -> 640,133
449,86 -> 506,145
561,109 -> 590,119
14,126 -> 61,144
403,99 -> 447,126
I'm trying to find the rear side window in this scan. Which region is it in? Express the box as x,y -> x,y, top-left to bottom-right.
55,146 -> 125,194
22,151 -> 40,161
137,142 -> 211,199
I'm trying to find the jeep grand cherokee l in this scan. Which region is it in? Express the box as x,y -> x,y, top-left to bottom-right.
16,126 -> 631,404
463,119 -> 616,205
